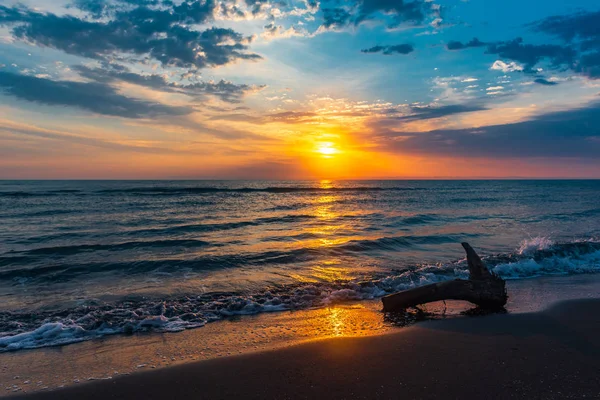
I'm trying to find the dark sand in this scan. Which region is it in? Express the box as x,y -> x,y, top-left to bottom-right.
9,298 -> 600,400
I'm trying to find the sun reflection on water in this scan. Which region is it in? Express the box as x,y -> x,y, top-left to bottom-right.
310,262 -> 355,282
319,180 -> 334,189
284,181 -> 375,286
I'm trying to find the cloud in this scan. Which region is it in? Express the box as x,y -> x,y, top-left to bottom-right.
456,12 -> 600,79
0,119 -> 177,154
319,0 -> 439,31
446,38 -> 485,51
534,78 -> 558,86
490,60 -> 524,73
0,3 -> 260,70
361,44 -> 414,55
0,70 -> 191,118
531,10 -> 600,78
355,0 -> 436,28
208,113 -> 265,124
73,64 -> 266,103
394,104 -> 487,122
321,7 -> 353,30
531,10 -> 600,47
266,111 -> 318,123
373,102 -> 600,158
485,37 -> 576,72
261,23 -> 307,40
70,0 -> 163,18
70,0 -> 217,24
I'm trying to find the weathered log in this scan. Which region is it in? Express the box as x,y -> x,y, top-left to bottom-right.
382,242 -> 507,312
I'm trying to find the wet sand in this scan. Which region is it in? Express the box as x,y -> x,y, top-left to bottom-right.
6,297 -> 600,400
3,275 -> 600,399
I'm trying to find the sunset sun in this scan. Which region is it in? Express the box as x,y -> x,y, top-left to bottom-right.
316,142 -> 339,157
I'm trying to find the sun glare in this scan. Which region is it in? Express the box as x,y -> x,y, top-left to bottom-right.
316,142 -> 339,157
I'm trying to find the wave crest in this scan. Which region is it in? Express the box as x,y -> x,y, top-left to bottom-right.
1,239 -> 599,352
517,236 -> 554,255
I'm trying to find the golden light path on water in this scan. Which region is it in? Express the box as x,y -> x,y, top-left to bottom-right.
288,179 -> 360,284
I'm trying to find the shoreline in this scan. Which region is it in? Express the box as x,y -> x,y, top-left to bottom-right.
7,297 -> 600,400
2,274 -> 600,397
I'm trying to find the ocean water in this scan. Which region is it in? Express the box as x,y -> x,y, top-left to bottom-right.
1,180 -> 600,351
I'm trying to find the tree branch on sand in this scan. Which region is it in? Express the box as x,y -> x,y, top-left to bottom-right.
382,243 -> 507,312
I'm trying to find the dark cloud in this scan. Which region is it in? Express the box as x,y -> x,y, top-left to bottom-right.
73,64 -> 265,103
70,0 -> 162,18
320,0 -> 438,30
361,44 -> 414,55
534,78 -> 558,86
0,70 -> 191,118
578,51 -> 600,78
447,12 -> 600,79
485,37 -> 576,72
373,102 -> 600,158
446,38 -> 485,51
531,10 -> 600,46
321,8 -> 353,30
531,10 -> 600,79
395,104 -> 487,122
71,0 -> 216,23
0,3 -> 260,70
356,0 -> 433,28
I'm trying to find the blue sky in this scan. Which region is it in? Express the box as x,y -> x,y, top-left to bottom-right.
0,0 -> 599,178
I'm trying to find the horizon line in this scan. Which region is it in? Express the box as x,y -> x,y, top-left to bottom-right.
2,177 -> 600,181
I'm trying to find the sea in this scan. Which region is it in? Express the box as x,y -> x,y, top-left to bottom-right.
1,180 -> 599,351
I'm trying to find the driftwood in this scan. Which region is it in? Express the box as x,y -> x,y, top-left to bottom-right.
382,243 -> 507,312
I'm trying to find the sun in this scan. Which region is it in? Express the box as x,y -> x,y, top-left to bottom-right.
316,142 -> 339,157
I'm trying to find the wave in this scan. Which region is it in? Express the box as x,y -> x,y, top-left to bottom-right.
0,189 -> 84,198
2,238 -> 599,351
8,209 -> 78,218
0,234 -> 473,277
448,196 -> 501,203
335,233 -> 476,252
118,213 -> 437,238
96,186 -> 424,195
0,191 -> 49,198
122,214 -> 318,237
553,208 -> 600,220
0,186 -> 426,198
3,239 -> 212,258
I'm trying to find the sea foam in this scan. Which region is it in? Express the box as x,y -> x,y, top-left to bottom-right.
1,239 -> 600,352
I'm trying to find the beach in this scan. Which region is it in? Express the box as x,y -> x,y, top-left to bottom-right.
2,275 -> 600,399
1,180 -> 600,398
6,297 -> 600,400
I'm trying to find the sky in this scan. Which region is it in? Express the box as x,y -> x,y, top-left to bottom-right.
0,0 -> 599,179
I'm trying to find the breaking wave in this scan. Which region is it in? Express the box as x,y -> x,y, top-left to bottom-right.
1,238 -> 599,352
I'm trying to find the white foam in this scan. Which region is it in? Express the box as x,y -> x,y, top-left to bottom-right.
2,240 -> 600,352
517,236 -> 554,255
492,249 -> 600,279
324,288 -> 363,304
0,323 -> 90,351
138,316 -> 169,328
